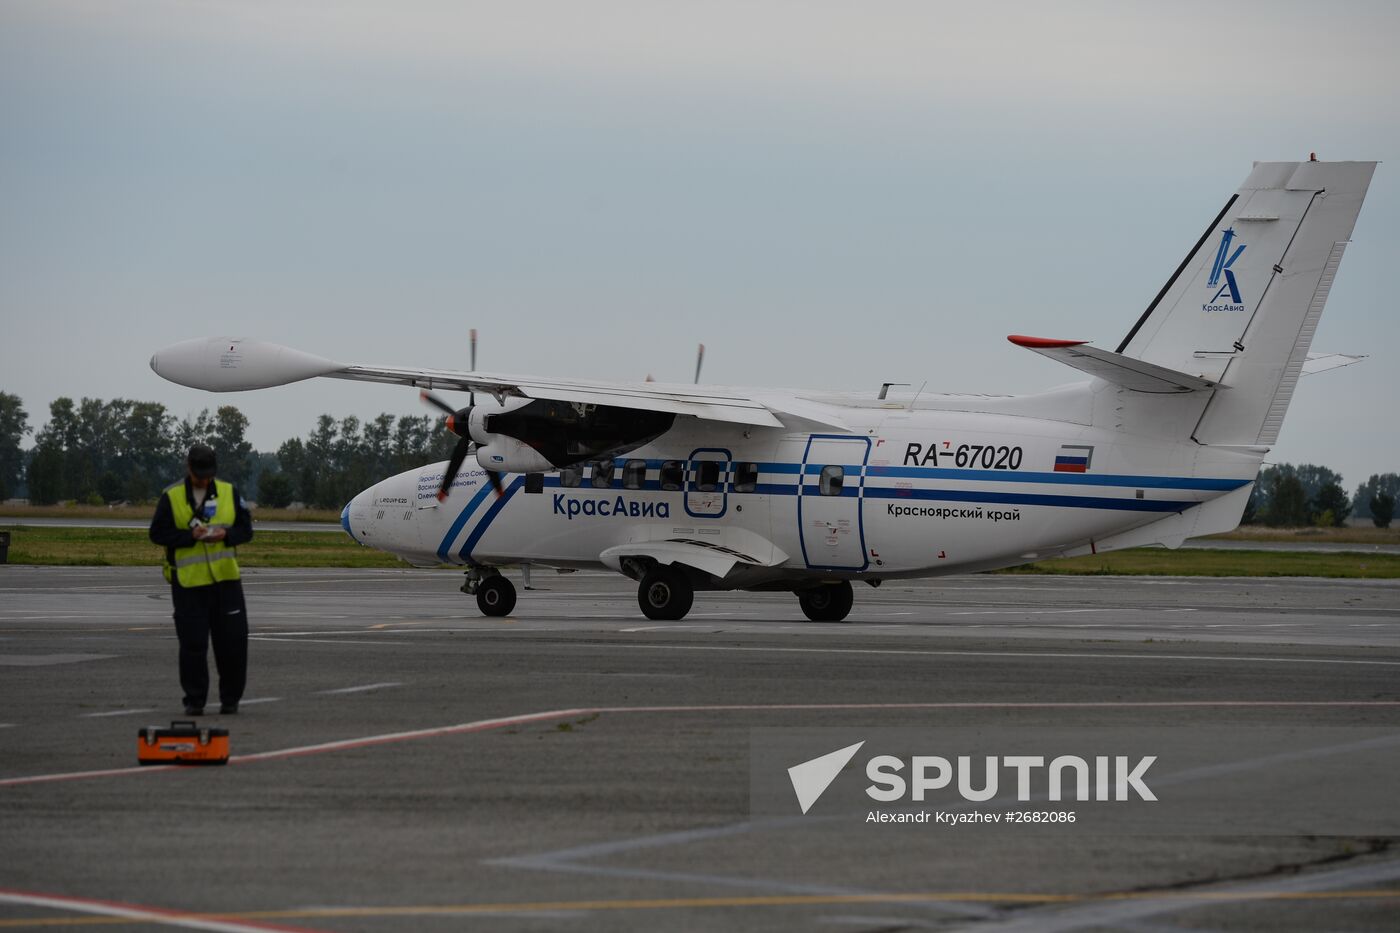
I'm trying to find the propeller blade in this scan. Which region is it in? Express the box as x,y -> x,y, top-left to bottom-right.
436,436 -> 472,502
485,469 -> 504,498
694,343 -> 705,384
420,389 -> 456,417
469,328 -> 478,406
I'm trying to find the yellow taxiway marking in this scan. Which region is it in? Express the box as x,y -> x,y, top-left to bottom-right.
2,890 -> 1399,927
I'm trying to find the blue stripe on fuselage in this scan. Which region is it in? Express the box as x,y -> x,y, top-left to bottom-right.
459,476 -> 526,562
436,481 -> 498,561
863,486 -> 1191,512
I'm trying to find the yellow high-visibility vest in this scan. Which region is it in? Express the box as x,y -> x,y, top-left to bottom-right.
163,479 -> 241,586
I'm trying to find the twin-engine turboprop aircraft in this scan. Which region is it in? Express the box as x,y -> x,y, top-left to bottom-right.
153,159 -> 1375,622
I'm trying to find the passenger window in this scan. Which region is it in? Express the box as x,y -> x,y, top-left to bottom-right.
819,465 -> 844,496
694,460 -> 722,492
623,459 -> 647,490
559,466 -> 582,488
524,473 -> 544,494
660,460 -> 684,491
733,462 -> 759,493
590,458 -> 614,488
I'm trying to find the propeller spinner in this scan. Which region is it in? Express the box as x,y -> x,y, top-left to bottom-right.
420,330 -> 504,501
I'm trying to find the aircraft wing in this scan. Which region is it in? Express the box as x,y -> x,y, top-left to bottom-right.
150,336 -> 820,429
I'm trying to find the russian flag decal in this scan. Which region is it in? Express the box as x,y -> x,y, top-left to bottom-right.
1054,444 -> 1093,473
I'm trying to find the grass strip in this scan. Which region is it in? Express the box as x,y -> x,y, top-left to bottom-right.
3,526 -> 1399,577
0,525 -> 402,569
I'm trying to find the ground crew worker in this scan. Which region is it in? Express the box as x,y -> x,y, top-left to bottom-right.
148,444 -> 253,716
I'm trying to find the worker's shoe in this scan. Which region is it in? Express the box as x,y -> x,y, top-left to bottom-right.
219,703 -> 238,715
183,705 -> 204,716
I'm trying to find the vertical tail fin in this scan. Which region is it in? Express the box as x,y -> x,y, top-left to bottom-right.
1117,160 -> 1375,446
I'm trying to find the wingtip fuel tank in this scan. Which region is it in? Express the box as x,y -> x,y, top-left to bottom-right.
150,337 -> 344,392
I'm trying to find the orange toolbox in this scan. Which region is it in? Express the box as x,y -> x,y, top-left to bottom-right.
137,721 -> 230,766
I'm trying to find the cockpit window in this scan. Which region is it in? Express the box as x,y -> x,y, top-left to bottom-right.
623,459 -> 647,490
559,466 -> 582,488
524,472 -> 544,494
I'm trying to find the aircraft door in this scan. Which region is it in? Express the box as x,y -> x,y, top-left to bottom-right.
686,448 -> 730,518
798,435 -> 870,571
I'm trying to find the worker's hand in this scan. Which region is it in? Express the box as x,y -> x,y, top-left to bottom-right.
191,523 -> 208,540
203,527 -> 227,542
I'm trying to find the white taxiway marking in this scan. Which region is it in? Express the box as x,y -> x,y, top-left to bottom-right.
316,681 -> 403,695
0,887 -> 328,933
240,697 -> 282,705
6,701 -> 1400,789
601,643 -> 1400,667
81,707 -> 157,718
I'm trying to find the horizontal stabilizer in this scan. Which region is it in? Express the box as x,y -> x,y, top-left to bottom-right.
1008,335 -> 1219,394
1302,352 -> 1366,375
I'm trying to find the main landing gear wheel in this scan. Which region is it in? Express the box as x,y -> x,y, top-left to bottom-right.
638,566 -> 694,621
798,581 -> 854,622
476,575 -> 517,617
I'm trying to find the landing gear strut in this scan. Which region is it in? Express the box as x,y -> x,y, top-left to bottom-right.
637,565 -> 694,621
797,581 -> 853,622
462,567 -> 517,617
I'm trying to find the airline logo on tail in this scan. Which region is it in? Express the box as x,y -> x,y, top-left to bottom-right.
1204,227 -> 1247,312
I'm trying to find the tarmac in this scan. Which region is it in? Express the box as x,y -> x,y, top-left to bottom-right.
1,565 -> 1398,931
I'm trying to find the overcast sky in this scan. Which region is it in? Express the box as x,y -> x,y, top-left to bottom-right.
2,1 -> 1397,488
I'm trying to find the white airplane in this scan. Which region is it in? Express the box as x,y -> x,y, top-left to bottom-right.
152,159 -> 1375,622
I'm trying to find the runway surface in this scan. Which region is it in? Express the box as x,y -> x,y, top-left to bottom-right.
1,566 -> 1398,931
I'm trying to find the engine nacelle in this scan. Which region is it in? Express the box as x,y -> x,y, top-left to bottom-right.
473,436 -> 554,474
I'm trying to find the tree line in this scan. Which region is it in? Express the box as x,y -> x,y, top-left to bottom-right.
0,391 -> 454,510
1243,463 -> 1396,528
0,389 -> 1396,525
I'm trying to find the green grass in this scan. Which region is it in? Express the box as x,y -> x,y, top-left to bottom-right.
0,503 -> 342,522
0,525 -> 403,569
3,526 -> 1398,577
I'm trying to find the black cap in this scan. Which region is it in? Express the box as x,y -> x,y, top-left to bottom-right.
187,444 -> 217,479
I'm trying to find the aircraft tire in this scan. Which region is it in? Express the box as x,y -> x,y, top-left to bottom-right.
798,581 -> 853,622
476,575 -> 517,617
638,566 -> 693,621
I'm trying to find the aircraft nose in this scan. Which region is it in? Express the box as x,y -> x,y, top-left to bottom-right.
340,501 -> 354,539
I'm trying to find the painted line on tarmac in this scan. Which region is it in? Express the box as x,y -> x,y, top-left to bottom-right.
79,707 -> 157,718
598,642 -> 1400,667
945,858 -> 1400,932
0,709 -> 591,786
2,888 -> 1399,928
6,701 -> 1400,789
315,681 -> 403,695
0,887 -> 328,932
